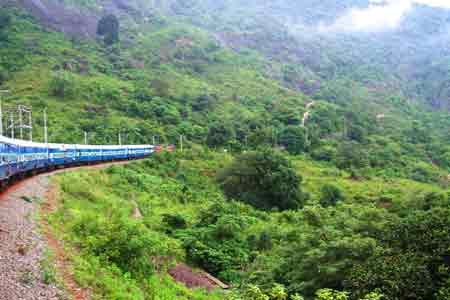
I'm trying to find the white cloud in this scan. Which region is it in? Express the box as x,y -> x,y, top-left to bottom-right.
415,0 -> 450,8
319,0 -> 450,33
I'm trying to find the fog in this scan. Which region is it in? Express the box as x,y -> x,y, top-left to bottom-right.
318,0 -> 450,32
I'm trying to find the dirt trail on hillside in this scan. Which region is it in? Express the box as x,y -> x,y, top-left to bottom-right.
301,101 -> 315,127
0,162 -> 132,300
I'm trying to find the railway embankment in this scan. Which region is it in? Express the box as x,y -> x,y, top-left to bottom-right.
0,162 -> 131,300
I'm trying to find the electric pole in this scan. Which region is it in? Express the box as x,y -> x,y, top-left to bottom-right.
84,131 -> 87,145
180,135 -> 183,152
43,109 -> 48,144
19,106 -> 23,139
118,132 -> 122,145
28,109 -> 32,141
0,90 -> 10,137
17,105 -> 32,141
9,112 -> 13,139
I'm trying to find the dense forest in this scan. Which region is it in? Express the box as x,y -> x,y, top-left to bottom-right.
1,0 -> 450,299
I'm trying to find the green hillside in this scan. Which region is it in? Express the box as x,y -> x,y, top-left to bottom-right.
1,3 -> 449,182
2,1 -> 450,299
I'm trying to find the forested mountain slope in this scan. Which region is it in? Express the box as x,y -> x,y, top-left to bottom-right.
2,1 -> 450,300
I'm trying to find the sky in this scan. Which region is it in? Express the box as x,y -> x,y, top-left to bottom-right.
319,0 -> 450,32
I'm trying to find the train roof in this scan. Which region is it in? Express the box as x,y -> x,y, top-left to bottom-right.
0,136 -> 153,150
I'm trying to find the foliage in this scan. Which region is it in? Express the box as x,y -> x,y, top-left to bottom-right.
49,71 -> 78,99
217,149 -> 306,210
347,207 -> 450,300
207,123 -> 236,148
97,14 -> 119,45
279,126 -> 308,155
0,11 -> 11,30
181,203 -> 252,282
315,289 -> 349,300
320,184 -> 344,207
52,161 -> 223,300
162,213 -> 188,230
5,1 -> 450,299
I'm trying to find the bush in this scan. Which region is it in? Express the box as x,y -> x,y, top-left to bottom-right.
319,184 -> 344,207
72,211 -> 165,278
217,148 -> 306,210
311,146 -> 337,162
257,231 -> 273,251
0,66 -> 8,85
97,14 -> 120,45
207,123 -> 235,147
49,71 -> 78,99
162,213 -> 187,230
336,142 -> 369,170
0,11 -> 11,31
279,126 -> 308,155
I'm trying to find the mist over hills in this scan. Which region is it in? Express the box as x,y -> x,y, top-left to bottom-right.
17,0 -> 450,110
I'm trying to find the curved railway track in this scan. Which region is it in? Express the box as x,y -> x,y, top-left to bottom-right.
0,160 -> 138,300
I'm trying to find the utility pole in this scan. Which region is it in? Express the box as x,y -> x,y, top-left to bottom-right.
180,135 -> 183,152
118,132 -> 122,145
19,106 -> 23,139
0,90 -> 10,137
152,135 -> 156,145
0,99 -> 2,137
28,109 -> 32,141
84,131 -> 87,145
43,109 -> 48,144
9,112 -> 13,139
17,105 -> 32,141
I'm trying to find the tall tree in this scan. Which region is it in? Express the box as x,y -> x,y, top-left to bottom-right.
97,14 -> 119,45
217,149 -> 306,210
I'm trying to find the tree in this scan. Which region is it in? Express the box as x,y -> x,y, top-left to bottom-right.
347,124 -> 367,143
320,184 -> 344,207
151,79 -> 170,97
49,71 -> 78,99
192,94 -> 216,112
217,149 -> 306,210
97,14 -> 119,45
336,142 -> 369,170
207,123 -> 235,147
0,66 -> 7,85
346,251 -> 433,300
347,208 -> 450,300
257,231 -> 273,251
279,126 -> 308,155
0,11 -> 11,31
0,11 -> 11,42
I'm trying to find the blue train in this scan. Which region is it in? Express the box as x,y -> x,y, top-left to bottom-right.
0,135 -> 154,186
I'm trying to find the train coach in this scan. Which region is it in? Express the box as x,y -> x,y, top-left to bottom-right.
0,135 -> 154,185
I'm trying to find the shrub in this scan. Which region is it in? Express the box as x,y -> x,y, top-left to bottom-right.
311,146 -> 337,162
0,11 -> 11,31
0,66 -> 7,85
320,184 -> 344,207
279,126 -> 308,155
97,14 -> 120,45
217,149 -> 306,210
72,211 -> 166,278
162,213 -> 187,230
49,71 -> 78,99
257,231 -> 273,251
